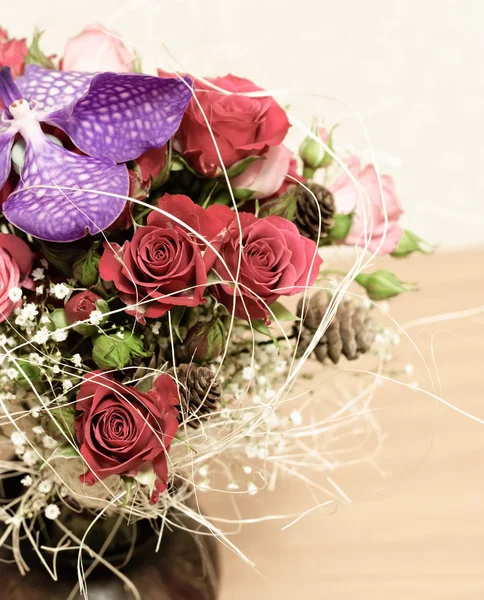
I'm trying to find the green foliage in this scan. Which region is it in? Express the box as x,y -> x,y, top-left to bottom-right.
73,244 -> 101,287
25,29 -> 56,70
92,331 -> 150,370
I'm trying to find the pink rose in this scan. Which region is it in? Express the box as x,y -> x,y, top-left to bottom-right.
330,156 -> 403,255
161,72 -> 290,176
0,28 -> 27,77
62,24 -> 134,73
207,208 -> 322,321
0,233 -> 33,322
231,145 -> 293,199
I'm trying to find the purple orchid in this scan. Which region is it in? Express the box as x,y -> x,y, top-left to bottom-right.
0,65 -> 192,242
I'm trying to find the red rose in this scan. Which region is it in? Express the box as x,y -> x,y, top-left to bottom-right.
65,291 -> 102,324
161,72 -> 290,176
100,195 -> 223,322
75,371 -> 179,503
207,208 -> 323,321
0,28 -> 27,77
0,233 -> 33,323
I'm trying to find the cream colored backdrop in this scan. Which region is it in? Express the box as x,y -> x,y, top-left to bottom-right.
3,0 -> 484,248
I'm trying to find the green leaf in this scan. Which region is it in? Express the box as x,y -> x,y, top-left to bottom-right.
259,190 -> 297,221
169,306 -> 186,342
251,320 -> 280,351
40,443 -> 79,471
270,301 -> 296,322
42,242 -> 85,277
224,156 -> 264,179
232,187 -> 255,201
72,244 -> 101,287
25,29 -> 56,70
170,153 -> 202,177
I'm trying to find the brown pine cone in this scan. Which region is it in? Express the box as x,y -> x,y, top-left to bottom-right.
293,183 -> 335,241
168,364 -> 222,428
295,292 -> 375,364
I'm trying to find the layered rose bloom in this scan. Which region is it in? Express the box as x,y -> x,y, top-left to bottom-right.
207,207 -> 323,321
164,73 -> 290,177
99,194 -> 224,322
0,234 -> 33,322
0,28 -> 27,76
62,24 -> 134,73
330,156 -> 404,255
75,371 -> 179,503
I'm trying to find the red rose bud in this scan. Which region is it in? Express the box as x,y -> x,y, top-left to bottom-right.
74,371 -> 179,503
65,291 -> 108,335
184,318 -> 225,364
355,270 -> 417,301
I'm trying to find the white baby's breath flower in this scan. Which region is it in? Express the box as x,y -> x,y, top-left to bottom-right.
150,322 -> 161,335
40,314 -> 50,324
8,287 -> 22,303
21,303 -> 38,320
44,504 -> 60,520
51,330 -> 68,342
32,328 -> 50,345
52,365 -> 61,374
32,499 -> 46,512
10,431 -> 26,447
62,380 -> 73,392
21,475 -> 33,487
242,366 -> 255,381
247,481 -> 258,495
42,436 -> 57,449
22,449 -> 39,467
32,267 -> 45,281
243,465 -> 252,475
35,284 -> 45,296
30,406 -> 41,418
116,331 -> 124,339
404,363 -> 415,375
6,368 -> 19,381
290,409 -> 303,426
72,353 -> 82,368
32,425 -> 44,436
89,310 -> 103,325
50,283 -> 70,300
38,479 -> 53,494
29,353 -> 45,365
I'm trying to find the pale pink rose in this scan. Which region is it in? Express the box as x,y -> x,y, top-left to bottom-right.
231,145 -> 293,199
62,24 -> 134,73
0,234 -> 33,323
330,156 -> 403,255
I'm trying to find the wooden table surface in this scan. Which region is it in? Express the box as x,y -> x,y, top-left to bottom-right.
204,248 -> 484,600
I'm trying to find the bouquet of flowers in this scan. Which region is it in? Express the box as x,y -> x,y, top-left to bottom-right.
0,24 -> 431,598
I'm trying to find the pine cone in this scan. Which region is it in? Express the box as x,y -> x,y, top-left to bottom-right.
293,183 -> 335,241
295,292 -> 375,364
168,364 -> 222,428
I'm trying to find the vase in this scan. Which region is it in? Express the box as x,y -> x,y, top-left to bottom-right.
0,469 -> 220,600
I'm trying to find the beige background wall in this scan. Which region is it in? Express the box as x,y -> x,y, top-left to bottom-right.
3,0 -> 484,248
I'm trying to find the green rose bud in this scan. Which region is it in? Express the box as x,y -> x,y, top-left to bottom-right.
50,308 -> 69,331
298,122 -> 335,178
92,331 -> 150,371
184,318 -> 225,364
41,405 -> 76,442
73,245 -> 101,287
391,230 -> 433,258
355,270 -> 416,301
327,213 -> 353,241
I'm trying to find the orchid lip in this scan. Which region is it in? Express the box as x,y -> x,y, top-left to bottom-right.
0,67 -> 23,115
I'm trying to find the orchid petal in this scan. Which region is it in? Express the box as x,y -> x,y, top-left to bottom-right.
0,119 -> 16,189
16,64 -> 95,120
48,72 -> 193,163
3,137 -> 129,242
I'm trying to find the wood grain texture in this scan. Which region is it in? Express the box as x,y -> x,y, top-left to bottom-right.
204,248 -> 484,600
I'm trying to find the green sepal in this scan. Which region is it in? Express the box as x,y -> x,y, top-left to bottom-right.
391,230 -> 433,258
25,29 -> 56,70
40,443 -> 79,471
